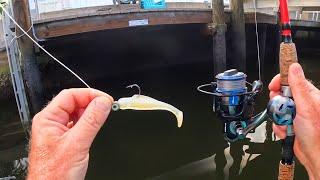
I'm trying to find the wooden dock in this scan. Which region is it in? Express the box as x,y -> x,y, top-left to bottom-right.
31,2 -> 320,39
0,1 -> 318,42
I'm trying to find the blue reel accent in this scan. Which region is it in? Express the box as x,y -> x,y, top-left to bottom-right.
267,95 -> 296,125
215,69 -> 247,106
215,89 -> 246,105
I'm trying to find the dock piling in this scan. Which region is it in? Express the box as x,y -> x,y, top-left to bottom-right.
230,0 -> 246,72
12,0 -> 44,115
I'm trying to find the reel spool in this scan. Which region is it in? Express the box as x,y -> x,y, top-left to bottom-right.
215,69 -> 249,118
198,69 -> 263,142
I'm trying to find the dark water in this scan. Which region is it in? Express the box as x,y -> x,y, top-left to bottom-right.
0,25 -> 319,179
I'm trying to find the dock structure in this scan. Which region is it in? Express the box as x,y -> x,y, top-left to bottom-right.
30,1 -> 320,40
1,0 -> 320,132
212,0 -> 227,75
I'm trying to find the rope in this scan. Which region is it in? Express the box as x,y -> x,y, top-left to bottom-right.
253,0 -> 262,81
0,3 -> 91,88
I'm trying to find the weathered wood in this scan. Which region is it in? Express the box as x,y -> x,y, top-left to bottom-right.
33,12 -> 277,40
230,0 -> 246,72
12,0 -> 44,114
212,0 -> 225,26
212,0 -> 226,74
35,3 -> 211,23
29,2 -> 320,39
35,10 -> 215,39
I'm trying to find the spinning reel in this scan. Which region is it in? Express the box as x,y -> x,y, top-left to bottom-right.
198,69 -> 266,142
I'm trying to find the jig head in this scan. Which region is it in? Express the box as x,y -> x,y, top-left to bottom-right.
112,84 -> 183,128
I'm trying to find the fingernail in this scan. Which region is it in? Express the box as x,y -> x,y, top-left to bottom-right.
94,97 -> 111,112
290,63 -> 305,79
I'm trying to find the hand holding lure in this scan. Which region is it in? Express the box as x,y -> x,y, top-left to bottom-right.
0,4 -> 183,128
112,84 -> 183,128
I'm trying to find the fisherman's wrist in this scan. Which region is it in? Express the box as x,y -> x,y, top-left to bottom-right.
303,156 -> 320,180
309,161 -> 320,180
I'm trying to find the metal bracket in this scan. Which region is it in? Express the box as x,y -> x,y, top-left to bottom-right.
2,2 -> 31,133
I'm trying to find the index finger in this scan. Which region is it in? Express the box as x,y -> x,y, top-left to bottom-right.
41,88 -> 114,125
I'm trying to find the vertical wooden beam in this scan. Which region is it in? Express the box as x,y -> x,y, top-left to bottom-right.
212,0 -> 227,75
12,0 -> 44,114
230,0 -> 246,72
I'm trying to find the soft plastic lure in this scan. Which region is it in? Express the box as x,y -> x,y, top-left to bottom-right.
112,95 -> 183,128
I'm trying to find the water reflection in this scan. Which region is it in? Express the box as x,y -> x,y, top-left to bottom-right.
151,121 -> 284,180
0,28 -> 319,179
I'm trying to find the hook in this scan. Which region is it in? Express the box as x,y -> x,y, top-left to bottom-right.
126,84 -> 141,95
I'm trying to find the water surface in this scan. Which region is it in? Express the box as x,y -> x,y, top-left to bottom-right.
0,26 -> 319,179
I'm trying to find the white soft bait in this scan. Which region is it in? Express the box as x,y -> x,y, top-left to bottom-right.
112,95 -> 183,128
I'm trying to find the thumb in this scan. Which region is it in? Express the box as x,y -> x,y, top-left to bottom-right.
69,96 -> 112,148
288,63 -> 313,104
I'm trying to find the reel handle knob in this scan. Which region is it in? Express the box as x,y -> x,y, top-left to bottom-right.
267,95 -> 296,126
252,80 -> 263,93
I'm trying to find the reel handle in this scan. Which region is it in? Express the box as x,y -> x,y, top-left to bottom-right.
279,43 -> 298,86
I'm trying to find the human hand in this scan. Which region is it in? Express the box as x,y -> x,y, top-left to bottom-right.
27,88 -> 113,180
269,63 -> 320,179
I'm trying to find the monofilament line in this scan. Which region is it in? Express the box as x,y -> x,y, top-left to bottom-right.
253,0 -> 262,81
0,4 -> 91,88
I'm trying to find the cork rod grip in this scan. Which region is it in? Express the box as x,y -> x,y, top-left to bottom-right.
280,43 -> 298,85
278,161 -> 295,180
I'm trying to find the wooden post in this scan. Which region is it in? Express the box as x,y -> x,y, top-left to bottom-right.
12,0 -> 44,114
212,0 -> 227,75
230,0 -> 246,72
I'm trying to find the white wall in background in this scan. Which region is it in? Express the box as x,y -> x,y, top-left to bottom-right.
36,0 -> 113,13
33,0 -> 230,13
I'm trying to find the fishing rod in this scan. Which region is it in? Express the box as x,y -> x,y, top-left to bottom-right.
197,0 -> 297,179
2,0 -> 296,178
267,0 -> 297,179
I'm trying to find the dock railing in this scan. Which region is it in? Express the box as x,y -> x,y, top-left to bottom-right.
243,0 -> 320,22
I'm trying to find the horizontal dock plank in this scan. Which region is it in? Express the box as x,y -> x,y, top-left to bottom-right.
33,3 -> 277,39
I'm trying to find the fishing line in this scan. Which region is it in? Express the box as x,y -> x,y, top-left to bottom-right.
9,24 -> 32,46
253,0 -> 262,81
0,3 -> 91,88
